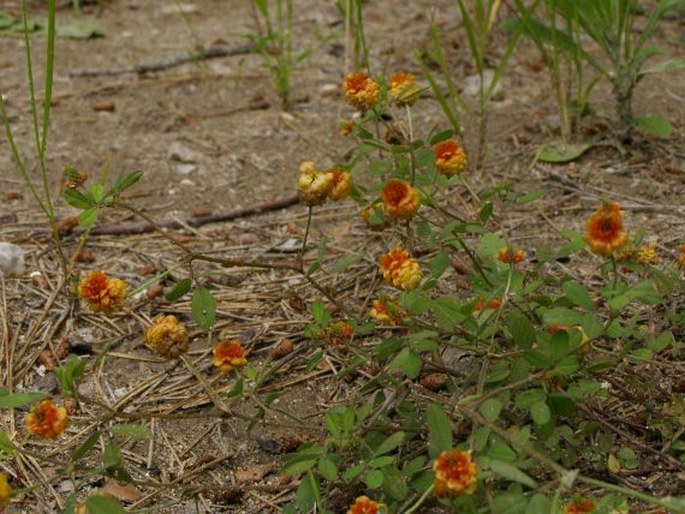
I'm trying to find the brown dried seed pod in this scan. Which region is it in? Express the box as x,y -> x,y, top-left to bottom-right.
146,284 -> 165,300
145,315 -> 189,359
420,372 -> 447,391
270,339 -> 294,360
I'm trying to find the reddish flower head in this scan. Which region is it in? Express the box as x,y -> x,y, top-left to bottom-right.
434,139 -> 468,176
347,495 -> 381,514
26,399 -> 68,439
563,498 -> 595,514
497,247 -> 526,264
213,340 -> 248,373
343,71 -> 380,112
677,244 -> 685,269
586,202 -> 629,257
370,297 -> 407,325
433,449 -> 478,498
379,248 -> 421,291
78,271 -> 127,313
327,167 -> 352,201
380,179 -> 420,220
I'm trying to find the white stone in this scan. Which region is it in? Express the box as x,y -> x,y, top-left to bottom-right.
0,242 -> 25,276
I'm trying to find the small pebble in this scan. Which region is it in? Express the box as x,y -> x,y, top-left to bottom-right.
0,242 -> 25,276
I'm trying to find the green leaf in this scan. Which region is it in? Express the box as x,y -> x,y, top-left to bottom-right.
61,493 -> 78,514
642,57 -> 685,75
103,441 -> 122,470
225,378 -> 244,399
56,18 -> 105,40
383,466 -> 409,500
165,278 -> 192,302
389,348 -> 421,379
329,253 -> 362,275
296,474 -> 318,513
626,281 -> 662,304
90,184 -> 105,203
191,287 -> 216,331
430,251 -> 450,279
109,423 -> 152,440
509,315 -> 535,350
113,171 -> 143,193
489,459 -> 537,488
311,299 -> 330,327
530,401 -> 551,425
317,457 -> 337,481
426,404 -> 453,457
375,432 -> 405,455
365,469 -> 384,489
432,296 -> 467,331
479,398 -> 503,423
563,281 -> 594,310
0,431 -> 15,455
72,431 -> 100,462
64,189 -> 93,209
86,496 -> 126,514
537,141 -> 592,163
0,389 -> 47,409
479,202 -> 494,223
526,494 -> 552,513
515,389 -> 546,409
78,207 -> 99,227
542,307 -> 583,326
634,115 -> 673,138
516,190 -> 544,204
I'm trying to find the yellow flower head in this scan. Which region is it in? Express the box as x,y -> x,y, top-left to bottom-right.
389,72 -> 420,107
433,449 -> 478,498
434,139 -> 468,176
78,271 -> 127,313
26,399 -> 68,440
497,247 -> 526,264
347,495 -> 381,514
213,340 -> 248,373
0,472 -> 12,508
298,161 -> 334,207
327,167 -> 352,201
370,297 -> 407,325
381,179 -> 420,220
379,248 -> 421,291
343,71 -> 380,112
145,315 -> 189,359
586,202 -> 629,257
635,242 -> 659,265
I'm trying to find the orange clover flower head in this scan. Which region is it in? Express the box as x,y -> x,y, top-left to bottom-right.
586,202 -> 629,257
145,314 -> 189,359
26,399 -> 68,439
78,271 -> 127,313
326,321 -> 355,349
379,248 -> 421,291
327,167 -> 352,201
0,472 -> 10,508
434,139 -> 468,176
381,179 -> 420,220
563,498 -> 595,514
389,72 -> 419,107
433,449 -> 478,498
679,244 -> 685,269
213,340 -> 248,373
347,495 -> 381,514
343,71 -> 380,112
298,161 -> 334,207
370,297 -> 407,325
473,298 -> 500,313
497,247 -> 526,264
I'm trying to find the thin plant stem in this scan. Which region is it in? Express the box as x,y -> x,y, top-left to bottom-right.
403,483 -> 435,514
301,206 -> 313,257
458,174 -> 480,205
